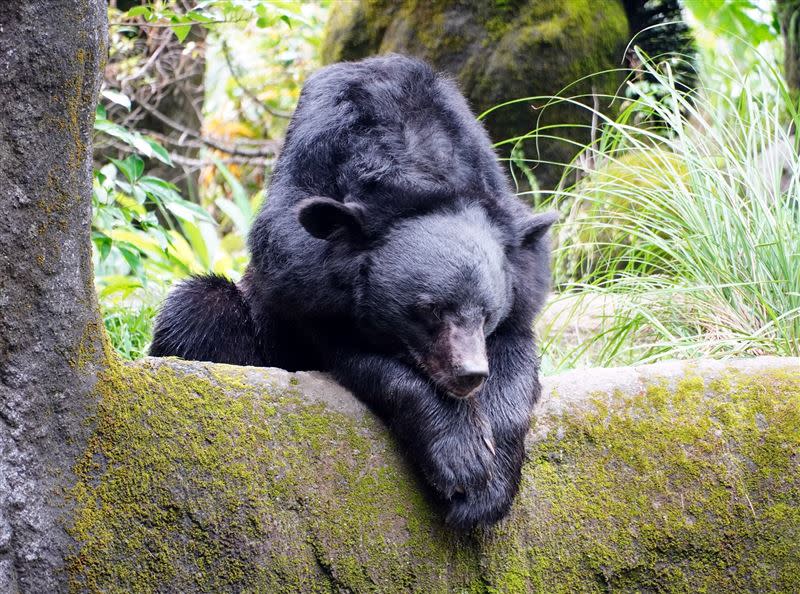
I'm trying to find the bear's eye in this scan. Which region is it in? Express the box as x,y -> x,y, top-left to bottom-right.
413,301 -> 442,326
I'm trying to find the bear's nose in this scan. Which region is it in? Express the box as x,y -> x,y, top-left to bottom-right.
452,367 -> 488,397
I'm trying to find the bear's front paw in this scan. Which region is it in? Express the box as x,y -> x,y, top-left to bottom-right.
444,474 -> 515,530
422,418 -> 496,500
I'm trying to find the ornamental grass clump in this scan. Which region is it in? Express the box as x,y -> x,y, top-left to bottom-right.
527,56 -> 799,370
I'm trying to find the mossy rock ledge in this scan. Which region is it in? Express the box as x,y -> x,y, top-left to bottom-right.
322,0 -> 629,190
67,356 -> 800,593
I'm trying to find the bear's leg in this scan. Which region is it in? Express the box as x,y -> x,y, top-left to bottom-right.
149,274 -> 265,366
328,349 -> 498,506
443,326 -> 540,528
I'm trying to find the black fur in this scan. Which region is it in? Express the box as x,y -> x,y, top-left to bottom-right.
149,274 -> 264,366
150,55 -> 556,529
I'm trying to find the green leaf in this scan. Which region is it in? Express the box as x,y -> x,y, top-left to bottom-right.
110,155 -> 144,184
94,119 -> 136,147
101,89 -> 131,110
171,23 -> 192,43
145,138 -> 172,165
177,220 -> 209,269
98,275 -> 144,299
130,134 -> 154,158
186,10 -> 213,23
126,6 -> 152,18
92,232 -> 112,261
129,155 -> 145,181
165,199 -> 215,224
132,185 -> 148,205
118,245 -> 143,278
108,158 -> 132,184
92,180 -> 110,205
214,197 -> 249,234
99,162 -> 117,183
139,177 -> 183,203
210,155 -> 252,223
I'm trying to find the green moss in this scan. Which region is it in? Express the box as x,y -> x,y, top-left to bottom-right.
67,360 -> 487,592
480,367 -> 800,593
68,360 -> 800,592
72,319 -> 112,372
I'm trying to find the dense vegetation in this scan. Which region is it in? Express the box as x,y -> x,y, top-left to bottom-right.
95,1 -> 798,373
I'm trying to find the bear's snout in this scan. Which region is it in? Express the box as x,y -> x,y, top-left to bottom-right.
436,320 -> 488,399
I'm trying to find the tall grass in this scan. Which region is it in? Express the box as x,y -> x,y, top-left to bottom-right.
533,57 -> 800,372
102,302 -> 157,360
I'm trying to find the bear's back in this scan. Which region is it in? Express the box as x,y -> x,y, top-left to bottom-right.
269,55 -> 509,215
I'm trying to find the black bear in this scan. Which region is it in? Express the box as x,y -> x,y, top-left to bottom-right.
150,54 -> 556,528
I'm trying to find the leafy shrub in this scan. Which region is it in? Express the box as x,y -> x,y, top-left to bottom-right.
92,104 -> 256,358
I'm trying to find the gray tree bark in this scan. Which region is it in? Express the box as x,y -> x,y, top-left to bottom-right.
0,2 -> 107,591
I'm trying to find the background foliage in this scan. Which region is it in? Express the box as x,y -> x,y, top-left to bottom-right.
95,1 -> 327,357
95,0 -> 799,371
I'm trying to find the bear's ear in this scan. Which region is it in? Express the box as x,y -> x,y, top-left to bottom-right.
519,211 -> 559,248
297,196 -> 366,241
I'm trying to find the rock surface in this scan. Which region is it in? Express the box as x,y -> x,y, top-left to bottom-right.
68,355 -> 800,592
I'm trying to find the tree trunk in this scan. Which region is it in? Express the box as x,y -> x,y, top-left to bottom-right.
0,2 -> 107,591
2,4 -> 800,593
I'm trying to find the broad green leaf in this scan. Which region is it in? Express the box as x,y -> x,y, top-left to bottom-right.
109,157 -> 134,184
210,155 -> 252,222
139,177 -> 183,204
214,197 -> 249,234
128,154 -> 145,181
171,23 -> 192,43
101,89 -> 131,110
109,155 -> 144,188
95,119 -> 136,147
165,200 -> 213,224
131,135 -> 154,158
92,232 -> 112,261
176,197 -> 215,223
145,138 -> 172,165
118,245 -> 143,278
126,6 -> 152,18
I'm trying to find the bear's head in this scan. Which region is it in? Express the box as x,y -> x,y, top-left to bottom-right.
298,197 -> 556,399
